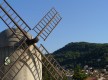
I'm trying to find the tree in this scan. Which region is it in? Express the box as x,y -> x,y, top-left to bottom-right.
73,65 -> 88,80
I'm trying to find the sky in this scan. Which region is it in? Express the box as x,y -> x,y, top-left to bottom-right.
0,0 -> 108,53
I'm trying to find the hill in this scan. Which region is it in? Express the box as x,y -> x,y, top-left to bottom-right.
53,42 -> 108,69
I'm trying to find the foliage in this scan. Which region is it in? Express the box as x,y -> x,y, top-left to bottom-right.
42,65 -> 68,80
53,42 -> 108,69
43,42 -> 108,79
73,65 -> 88,80
42,66 -> 55,80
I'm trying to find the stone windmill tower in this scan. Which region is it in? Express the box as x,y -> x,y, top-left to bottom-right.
0,28 -> 42,80
0,0 -> 67,80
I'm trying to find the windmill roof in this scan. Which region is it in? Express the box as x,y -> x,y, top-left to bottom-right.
0,28 -> 32,47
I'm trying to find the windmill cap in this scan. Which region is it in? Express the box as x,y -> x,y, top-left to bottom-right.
0,28 -> 32,47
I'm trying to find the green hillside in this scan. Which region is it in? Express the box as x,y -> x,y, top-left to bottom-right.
53,42 -> 108,69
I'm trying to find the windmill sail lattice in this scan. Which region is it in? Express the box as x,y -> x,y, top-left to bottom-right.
0,0 -> 66,80
39,44 -> 66,79
0,0 -> 31,40
0,38 -> 29,80
33,8 -> 62,41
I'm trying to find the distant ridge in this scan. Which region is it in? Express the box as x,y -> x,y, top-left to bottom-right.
53,42 -> 108,69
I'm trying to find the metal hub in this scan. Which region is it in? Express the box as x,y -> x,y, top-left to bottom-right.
26,37 -> 39,46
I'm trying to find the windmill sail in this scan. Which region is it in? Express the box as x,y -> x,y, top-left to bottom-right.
0,39 -> 29,80
0,39 -> 41,80
0,0 -> 31,40
29,44 -> 63,80
0,1 -> 34,79
39,44 -> 67,79
33,8 -> 62,41
0,0 -> 66,80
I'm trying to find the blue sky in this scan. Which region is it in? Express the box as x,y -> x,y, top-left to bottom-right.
0,0 -> 108,52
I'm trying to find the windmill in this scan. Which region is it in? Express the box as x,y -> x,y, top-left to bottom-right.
0,0 -> 67,80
